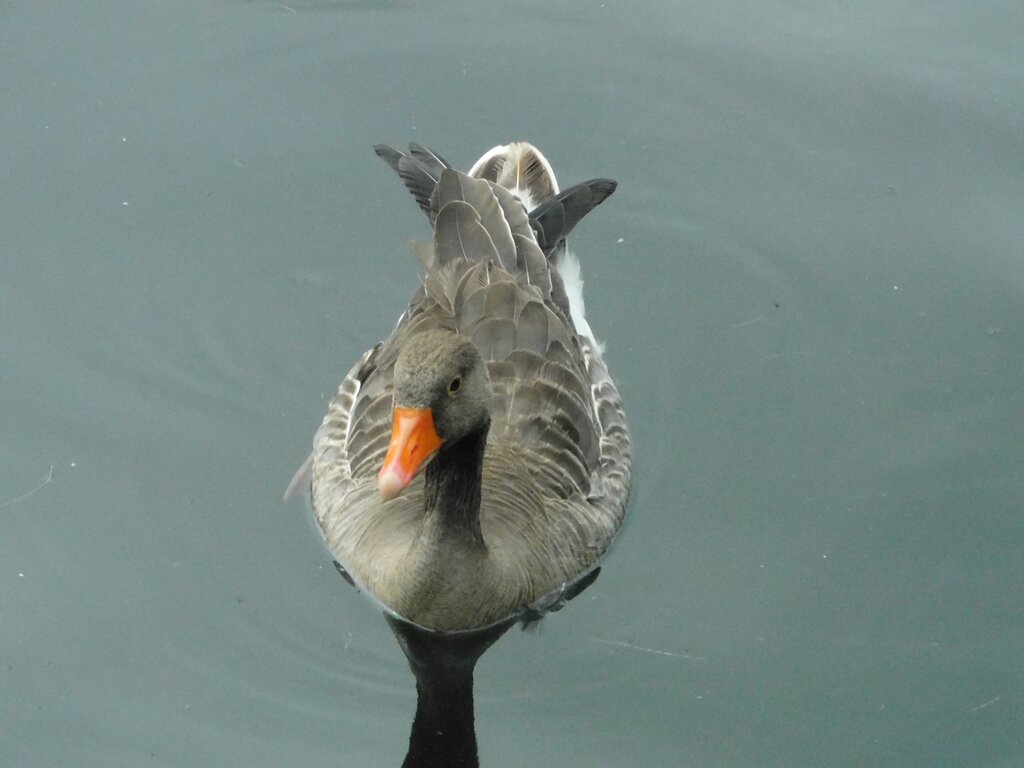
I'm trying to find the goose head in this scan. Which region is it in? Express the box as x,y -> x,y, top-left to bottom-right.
378,330 -> 492,500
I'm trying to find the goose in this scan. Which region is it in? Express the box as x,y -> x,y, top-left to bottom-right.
306,142 -> 631,632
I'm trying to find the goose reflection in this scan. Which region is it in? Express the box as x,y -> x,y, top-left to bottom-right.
295,140 -> 631,765
377,567 -> 600,768
331,561 -> 603,766
387,613 -> 512,768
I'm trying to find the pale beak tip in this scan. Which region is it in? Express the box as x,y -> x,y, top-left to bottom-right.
378,468 -> 406,501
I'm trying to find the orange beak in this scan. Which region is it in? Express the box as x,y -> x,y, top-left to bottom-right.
377,407 -> 444,500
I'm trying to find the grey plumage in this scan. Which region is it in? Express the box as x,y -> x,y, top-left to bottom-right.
373,144 -> 439,220
529,178 -> 618,254
309,142 -> 631,632
374,143 -> 616,265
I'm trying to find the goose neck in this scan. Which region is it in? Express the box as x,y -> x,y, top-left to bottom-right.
422,421 -> 489,545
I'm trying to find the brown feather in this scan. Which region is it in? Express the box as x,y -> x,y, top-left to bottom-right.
308,144 -> 631,632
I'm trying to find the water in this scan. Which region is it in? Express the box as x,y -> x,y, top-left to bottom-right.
3,1 -> 1022,765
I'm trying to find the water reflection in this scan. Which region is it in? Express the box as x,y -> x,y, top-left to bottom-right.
323,527 -> 607,766
329,558 -> 602,766
367,568 -> 601,768
387,615 -> 514,768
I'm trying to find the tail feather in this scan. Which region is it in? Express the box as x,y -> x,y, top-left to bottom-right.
374,142 -> 616,261
375,141 -> 617,344
468,142 -> 559,211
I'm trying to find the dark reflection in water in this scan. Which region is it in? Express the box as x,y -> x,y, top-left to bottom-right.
387,616 -> 514,768
332,562 -> 602,767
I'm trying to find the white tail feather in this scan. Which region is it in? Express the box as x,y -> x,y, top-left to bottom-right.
468,142 -> 559,211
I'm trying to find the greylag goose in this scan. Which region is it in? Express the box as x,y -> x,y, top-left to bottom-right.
308,142 -> 631,632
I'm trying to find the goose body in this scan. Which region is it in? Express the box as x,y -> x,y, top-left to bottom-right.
310,142 -> 631,632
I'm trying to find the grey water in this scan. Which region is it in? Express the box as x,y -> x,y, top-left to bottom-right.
3,1 -> 1022,766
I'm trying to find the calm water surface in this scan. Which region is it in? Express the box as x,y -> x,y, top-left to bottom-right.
3,1 -> 1022,766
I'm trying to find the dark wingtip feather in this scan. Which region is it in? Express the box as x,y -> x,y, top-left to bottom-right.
528,177 -> 618,257
373,143 -> 403,169
373,143 -> 440,220
408,143 -> 452,177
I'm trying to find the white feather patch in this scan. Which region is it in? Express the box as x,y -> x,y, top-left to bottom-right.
555,248 -> 605,354
468,142 -> 559,213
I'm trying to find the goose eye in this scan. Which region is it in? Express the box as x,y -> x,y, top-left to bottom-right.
447,376 -> 462,395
